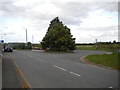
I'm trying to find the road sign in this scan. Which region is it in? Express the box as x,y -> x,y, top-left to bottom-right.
0,40 -> 4,43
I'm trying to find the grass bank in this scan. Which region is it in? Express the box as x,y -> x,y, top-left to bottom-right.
86,53 -> 119,70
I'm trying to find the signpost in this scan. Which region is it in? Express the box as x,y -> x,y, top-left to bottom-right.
0,40 -> 4,44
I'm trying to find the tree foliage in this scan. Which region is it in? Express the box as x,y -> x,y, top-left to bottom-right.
41,17 -> 75,52
13,43 -> 25,49
12,42 -> 32,50
27,42 -> 32,49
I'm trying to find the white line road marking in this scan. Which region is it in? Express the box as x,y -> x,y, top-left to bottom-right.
28,55 -> 47,63
29,55 -> 34,58
53,65 -> 67,71
69,72 -> 81,77
53,65 -> 81,77
0,54 -> 2,56
39,60 -> 47,63
36,58 -> 47,63
109,86 -> 113,88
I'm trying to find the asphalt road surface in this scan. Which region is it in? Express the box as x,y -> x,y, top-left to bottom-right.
7,50 -> 118,88
2,52 -> 22,88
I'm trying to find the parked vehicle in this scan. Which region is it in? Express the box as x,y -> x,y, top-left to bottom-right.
34,47 -> 42,50
4,44 -> 13,52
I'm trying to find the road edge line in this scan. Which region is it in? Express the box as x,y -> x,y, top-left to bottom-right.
10,57 -> 32,89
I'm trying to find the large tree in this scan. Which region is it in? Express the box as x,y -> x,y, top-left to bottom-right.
41,17 -> 75,52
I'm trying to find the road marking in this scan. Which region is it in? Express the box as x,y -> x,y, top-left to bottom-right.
109,86 -> 113,88
39,60 -> 47,63
36,58 -> 47,63
28,55 -> 47,63
10,58 -> 31,88
69,72 -> 81,77
53,65 -> 67,71
53,65 -> 81,77
0,54 -> 2,56
29,55 -> 34,58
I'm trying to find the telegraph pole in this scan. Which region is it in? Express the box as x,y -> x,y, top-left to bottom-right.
95,38 -> 97,50
26,29 -> 28,43
26,29 -> 28,49
32,34 -> 33,43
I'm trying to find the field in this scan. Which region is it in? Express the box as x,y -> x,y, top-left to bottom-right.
76,44 -> 120,52
76,45 -> 96,50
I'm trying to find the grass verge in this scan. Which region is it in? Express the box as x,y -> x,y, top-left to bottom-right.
86,53 -> 119,70
76,44 -> 119,52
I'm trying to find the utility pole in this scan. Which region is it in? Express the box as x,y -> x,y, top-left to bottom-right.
26,29 -> 28,43
95,38 -> 97,50
26,29 -> 28,49
32,34 -> 33,43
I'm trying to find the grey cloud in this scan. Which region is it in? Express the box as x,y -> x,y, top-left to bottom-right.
103,2 -> 118,12
51,2 -> 118,25
0,0 -> 26,17
78,25 -> 118,31
6,32 -> 15,35
51,2 -> 90,25
0,25 -> 8,31
0,1 -> 117,25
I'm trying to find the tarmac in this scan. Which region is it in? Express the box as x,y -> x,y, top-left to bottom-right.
2,52 -> 22,88
1,43 -> 23,89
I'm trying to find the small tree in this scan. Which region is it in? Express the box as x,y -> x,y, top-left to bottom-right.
41,17 -> 75,52
113,40 -> 116,44
27,42 -> 32,50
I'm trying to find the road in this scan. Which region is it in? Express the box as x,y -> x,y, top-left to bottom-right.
2,52 -> 22,88
7,50 -> 118,88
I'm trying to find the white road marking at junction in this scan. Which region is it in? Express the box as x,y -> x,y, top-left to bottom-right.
40,60 -> 47,63
36,58 -> 47,63
53,65 -> 67,71
109,86 -> 113,88
0,54 -> 2,56
28,54 -> 47,63
29,55 -> 34,58
69,72 -> 81,77
53,65 -> 81,77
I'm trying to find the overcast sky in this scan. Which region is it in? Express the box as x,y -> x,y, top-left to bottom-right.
0,0 -> 118,43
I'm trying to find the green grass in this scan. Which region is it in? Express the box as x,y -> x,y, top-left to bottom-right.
76,44 -> 120,52
76,45 -> 96,50
86,53 -> 119,70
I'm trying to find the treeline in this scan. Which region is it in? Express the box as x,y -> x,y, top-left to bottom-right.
11,42 -> 32,50
97,41 -> 120,45
76,41 -> 120,46
76,43 -> 95,46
